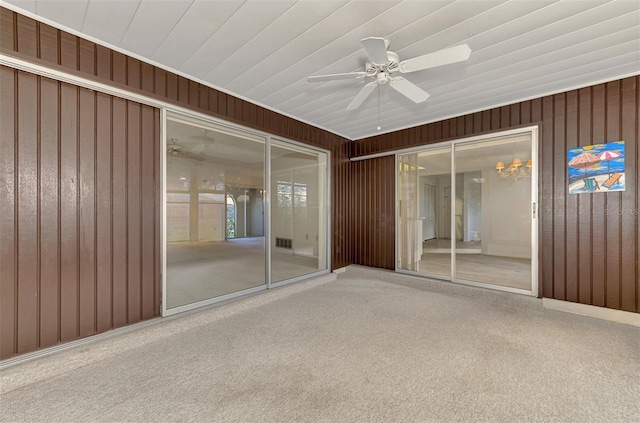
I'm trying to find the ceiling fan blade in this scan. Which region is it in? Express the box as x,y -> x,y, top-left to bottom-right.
307,72 -> 367,83
390,77 -> 430,103
399,44 -> 472,73
361,37 -> 389,65
346,81 -> 377,110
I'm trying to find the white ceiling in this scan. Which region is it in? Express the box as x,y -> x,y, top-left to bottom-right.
4,0 -> 639,140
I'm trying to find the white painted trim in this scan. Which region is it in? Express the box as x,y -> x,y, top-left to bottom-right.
332,267 -> 347,274
543,299 -> 640,327
450,147 -> 456,280
530,126 -> 540,298
452,278 -> 534,297
270,269 -> 331,289
265,136 -> 272,289
160,108 -> 168,317
351,151 -> 395,162
394,154 -> 399,271
0,316 -> 162,370
356,126 -> 540,161
163,285 -> 267,317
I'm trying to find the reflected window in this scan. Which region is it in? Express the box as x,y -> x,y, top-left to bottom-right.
226,194 -> 236,238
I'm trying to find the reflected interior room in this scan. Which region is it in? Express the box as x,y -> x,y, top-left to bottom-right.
165,117 -> 327,310
399,134 -> 532,291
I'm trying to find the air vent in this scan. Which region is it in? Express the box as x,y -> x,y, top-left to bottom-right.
275,238 -> 293,249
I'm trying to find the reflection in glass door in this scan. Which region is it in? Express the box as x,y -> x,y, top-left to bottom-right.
165,115 -> 266,311
398,148 -> 452,279
397,130 -> 537,294
453,135 -> 533,291
270,139 -> 328,284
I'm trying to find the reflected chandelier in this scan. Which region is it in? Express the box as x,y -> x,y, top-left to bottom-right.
495,158 -> 532,181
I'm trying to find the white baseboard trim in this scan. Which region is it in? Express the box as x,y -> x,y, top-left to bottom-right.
332,267 -> 347,274
543,299 -> 640,327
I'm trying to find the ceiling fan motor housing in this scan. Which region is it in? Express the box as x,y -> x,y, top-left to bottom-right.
366,51 -> 400,84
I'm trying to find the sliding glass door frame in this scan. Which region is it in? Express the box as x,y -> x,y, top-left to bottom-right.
161,109 -> 331,317
269,137 -> 331,290
395,126 -> 539,297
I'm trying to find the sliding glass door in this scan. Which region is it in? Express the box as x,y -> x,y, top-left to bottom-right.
163,113 -> 330,314
453,135 -> 533,291
165,115 -> 266,310
270,139 -> 328,284
398,148 -> 451,279
397,129 -> 537,295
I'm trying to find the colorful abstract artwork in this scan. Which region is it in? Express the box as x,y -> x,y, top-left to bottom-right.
568,141 -> 625,194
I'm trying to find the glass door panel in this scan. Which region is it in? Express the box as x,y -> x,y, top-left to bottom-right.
165,115 -> 265,309
398,148 -> 452,278
453,135 -> 533,291
270,140 -> 328,283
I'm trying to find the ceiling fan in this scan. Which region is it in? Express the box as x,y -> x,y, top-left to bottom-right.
308,37 -> 471,110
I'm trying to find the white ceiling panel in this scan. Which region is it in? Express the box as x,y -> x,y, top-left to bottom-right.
34,0 -> 87,29
273,0 -> 533,113
224,0 -> 403,95
81,1 -> 141,46
3,0 -> 639,140
179,1 -> 297,79
7,0 -> 33,12
119,0 -> 193,57
203,1 -> 348,86
260,0 -> 457,108
152,0 -> 244,69
310,13 -> 640,127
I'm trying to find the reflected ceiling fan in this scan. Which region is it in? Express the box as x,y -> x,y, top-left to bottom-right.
308,37 -> 471,110
168,130 -> 215,157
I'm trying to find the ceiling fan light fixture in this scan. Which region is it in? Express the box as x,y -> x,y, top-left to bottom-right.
376,72 -> 389,84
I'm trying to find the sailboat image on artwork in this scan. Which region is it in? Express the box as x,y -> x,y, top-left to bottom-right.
568,141 -> 625,194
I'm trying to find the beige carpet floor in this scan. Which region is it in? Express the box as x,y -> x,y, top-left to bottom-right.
1,267 -> 638,422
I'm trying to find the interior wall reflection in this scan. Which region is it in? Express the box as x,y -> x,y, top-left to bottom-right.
270,140 -> 328,283
398,148 -> 452,279
453,136 -> 532,291
165,117 -> 265,309
397,134 -> 534,292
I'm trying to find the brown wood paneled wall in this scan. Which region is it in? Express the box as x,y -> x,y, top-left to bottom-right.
351,157 -> 396,270
0,66 -> 161,359
0,7 -> 352,271
351,76 -> 639,314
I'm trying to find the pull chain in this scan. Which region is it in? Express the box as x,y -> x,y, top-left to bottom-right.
376,85 -> 381,131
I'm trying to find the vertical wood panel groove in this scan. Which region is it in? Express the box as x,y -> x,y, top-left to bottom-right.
36,75 -> 41,348
57,80 -> 62,343
125,101 -> 130,324
110,97 -> 114,329
603,83 -> 608,307
138,105 -> 143,321
94,93 -> 98,332
13,69 -> 19,354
